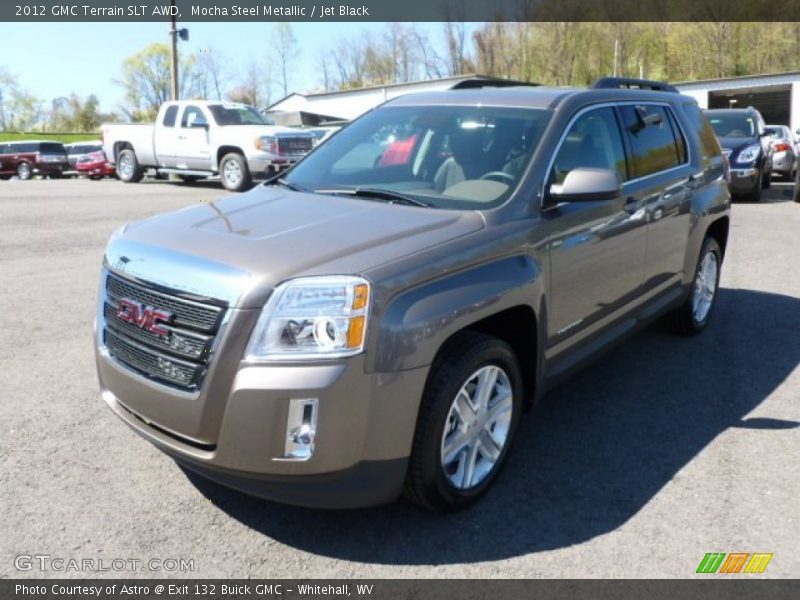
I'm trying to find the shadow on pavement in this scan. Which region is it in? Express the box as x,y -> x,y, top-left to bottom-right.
184,287 -> 800,564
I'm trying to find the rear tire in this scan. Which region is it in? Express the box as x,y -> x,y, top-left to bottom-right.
16,162 -> 32,180
403,332 -> 522,511
116,148 -> 144,183
666,237 -> 722,335
219,152 -> 252,192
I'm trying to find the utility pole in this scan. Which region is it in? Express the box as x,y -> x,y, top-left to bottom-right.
169,0 -> 179,101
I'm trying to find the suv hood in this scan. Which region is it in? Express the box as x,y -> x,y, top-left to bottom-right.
107,186 -> 484,308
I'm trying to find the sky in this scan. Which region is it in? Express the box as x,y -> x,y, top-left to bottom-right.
0,21 -> 454,114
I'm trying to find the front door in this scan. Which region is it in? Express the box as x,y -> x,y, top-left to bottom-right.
175,105 -> 212,171
545,106 -> 647,346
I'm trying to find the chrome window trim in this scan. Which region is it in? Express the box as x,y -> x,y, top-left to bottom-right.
540,100 -> 693,208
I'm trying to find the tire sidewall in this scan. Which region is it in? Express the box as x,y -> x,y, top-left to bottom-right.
420,340 -> 523,509
17,162 -> 31,180
220,153 -> 251,192
689,238 -> 722,332
116,149 -> 138,182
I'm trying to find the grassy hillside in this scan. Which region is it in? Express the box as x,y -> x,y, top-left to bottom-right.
0,133 -> 100,143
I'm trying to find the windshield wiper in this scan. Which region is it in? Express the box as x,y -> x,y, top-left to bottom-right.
270,177 -> 309,193
315,187 -> 433,208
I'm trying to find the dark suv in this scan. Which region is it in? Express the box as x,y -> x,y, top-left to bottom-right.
705,107 -> 773,201
0,140 -> 69,180
95,78 -> 731,510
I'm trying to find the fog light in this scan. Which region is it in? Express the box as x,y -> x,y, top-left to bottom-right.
283,398 -> 318,460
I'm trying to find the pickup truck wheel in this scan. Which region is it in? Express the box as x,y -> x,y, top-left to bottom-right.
116,149 -> 144,183
404,332 -> 522,511
16,162 -> 32,180
666,237 -> 721,335
220,153 -> 252,192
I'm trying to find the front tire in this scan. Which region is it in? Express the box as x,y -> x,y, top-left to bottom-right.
403,332 -> 522,511
116,148 -> 144,183
219,152 -> 252,192
666,237 -> 722,335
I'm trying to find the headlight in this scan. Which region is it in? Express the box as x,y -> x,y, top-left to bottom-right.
245,276 -> 370,361
735,144 -> 761,163
255,136 -> 278,154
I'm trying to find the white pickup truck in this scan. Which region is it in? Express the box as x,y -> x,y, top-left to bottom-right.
101,101 -> 315,191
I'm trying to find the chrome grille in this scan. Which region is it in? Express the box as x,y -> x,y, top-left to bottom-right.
102,272 -> 227,391
277,136 -> 313,156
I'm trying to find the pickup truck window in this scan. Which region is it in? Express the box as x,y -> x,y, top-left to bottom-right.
620,104 -> 685,178
551,107 -> 628,184
181,105 -> 207,128
284,105 -> 551,210
207,104 -> 272,126
162,105 -> 178,127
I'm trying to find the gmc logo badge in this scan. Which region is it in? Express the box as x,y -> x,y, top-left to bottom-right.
117,298 -> 173,336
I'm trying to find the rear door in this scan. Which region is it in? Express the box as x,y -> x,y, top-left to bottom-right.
545,105 -> 647,346
618,103 -> 693,292
174,105 -> 212,171
154,104 -> 180,167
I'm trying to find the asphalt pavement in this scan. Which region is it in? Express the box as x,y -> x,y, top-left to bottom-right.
1,178 -> 798,578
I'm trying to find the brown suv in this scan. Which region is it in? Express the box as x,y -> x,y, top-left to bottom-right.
0,141 -> 69,180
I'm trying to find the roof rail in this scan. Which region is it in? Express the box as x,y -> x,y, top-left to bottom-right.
591,77 -> 679,94
450,78 -> 539,90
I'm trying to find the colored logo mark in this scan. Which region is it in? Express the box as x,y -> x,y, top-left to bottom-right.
696,552 -> 773,574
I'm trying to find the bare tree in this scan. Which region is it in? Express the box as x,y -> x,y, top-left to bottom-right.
227,57 -> 272,108
275,23 -> 298,96
196,46 -> 228,100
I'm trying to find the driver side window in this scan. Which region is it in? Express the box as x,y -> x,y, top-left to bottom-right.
551,107 -> 628,185
181,106 -> 207,129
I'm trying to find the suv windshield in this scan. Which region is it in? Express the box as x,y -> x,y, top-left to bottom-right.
208,104 -> 274,126
283,105 -> 551,210
706,113 -> 756,138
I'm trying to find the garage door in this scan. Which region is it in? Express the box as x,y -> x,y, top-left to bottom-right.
708,84 -> 791,125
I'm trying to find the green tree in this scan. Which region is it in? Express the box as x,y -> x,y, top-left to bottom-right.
116,43 -> 199,122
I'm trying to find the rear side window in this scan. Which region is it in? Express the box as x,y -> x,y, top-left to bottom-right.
0,144 -> 9,154
551,107 -> 628,184
683,103 -> 721,163
162,105 -> 178,127
619,104 -> 686,178
12,142 -> 37,153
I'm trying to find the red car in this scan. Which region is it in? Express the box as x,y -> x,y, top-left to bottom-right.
75,150 -> 116,179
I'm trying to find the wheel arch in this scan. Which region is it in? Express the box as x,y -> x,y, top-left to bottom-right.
216,145 -> 245,166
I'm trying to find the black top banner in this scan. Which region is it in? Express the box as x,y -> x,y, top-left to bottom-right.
4,0 -> 800,22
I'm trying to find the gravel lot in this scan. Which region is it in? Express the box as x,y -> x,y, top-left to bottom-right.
1,178 -> 798,579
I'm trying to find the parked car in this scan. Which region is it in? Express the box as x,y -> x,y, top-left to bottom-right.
95,78 -> 730,511
0,140 -> 69,180
101,101 -> 315,192
765,124 -> 797,180
75,149 -> 116,179
705,107 -> 773,201
64,141 -> 104,172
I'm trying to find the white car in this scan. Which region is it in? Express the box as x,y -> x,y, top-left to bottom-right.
101,101 -> 314,191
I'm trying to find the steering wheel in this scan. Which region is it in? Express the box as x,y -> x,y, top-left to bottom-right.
480,171 -> 515,183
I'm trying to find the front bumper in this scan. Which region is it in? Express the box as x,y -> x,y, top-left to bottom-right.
728,167 -> 760,193
248,153 -> 307,176
97,344 -> 429,508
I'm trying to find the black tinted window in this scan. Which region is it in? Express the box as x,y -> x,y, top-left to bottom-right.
40,143 -> 66,154
551,107 -> 628,184
162,105 -> 178,127
620,105 -> 684,177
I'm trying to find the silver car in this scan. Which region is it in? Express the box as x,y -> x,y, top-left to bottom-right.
766,125 -> 797,180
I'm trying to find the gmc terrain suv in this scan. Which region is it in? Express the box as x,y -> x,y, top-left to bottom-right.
95,78 -> 731,510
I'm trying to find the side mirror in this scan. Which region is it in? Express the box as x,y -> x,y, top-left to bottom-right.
760,130 -> 773,138
549,168 -> 622,202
